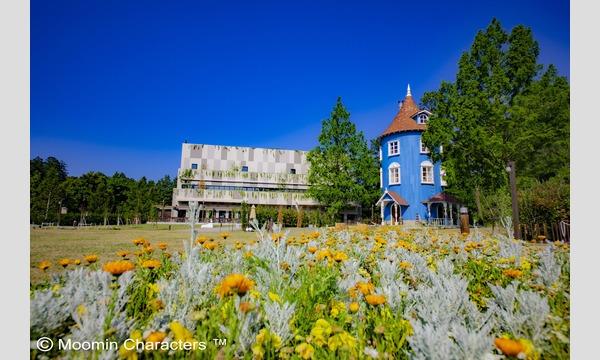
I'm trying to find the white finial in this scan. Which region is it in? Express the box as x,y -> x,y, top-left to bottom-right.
407,83 -> 412,97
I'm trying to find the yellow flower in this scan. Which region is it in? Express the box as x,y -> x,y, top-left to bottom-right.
72,259 -> 81,266
307,246 -> 318,254
84,255 -> 98,264
244,251 -> 254,258
117,250 -> 129,258
38,260 -> 51,271
365,294 -> 386,306
520,258 -> 531,271
316,249 -> 332,261
132,237 -> 146,246
146,331 -> 167,344
118,330 -> 142,360
295,343 -> 315,359
217,273 -> 255,297
76,304 -> 87,316
330,301 -> 346,318
235,241 -> 244,250
103,260 -> 135,276
59,258 -> 70,268
141,259 -> 161,270
327,331 -> 356,352
148,298 -> 164,311
252,329 -> 282,359
196,235 -> 209,244
349,302 -> 360,313
157,242 -> 168,250
170,321 -> 194,342
310,319 -> 332,346
333,251 -> 348,263
220,232 -> 231,240
271,232 -> 283,242
399,261 -> 412,270
268,292 -> 282,303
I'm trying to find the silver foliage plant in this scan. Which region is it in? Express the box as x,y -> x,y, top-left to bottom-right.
533,246 -> 561,287
156,247 -> 214,328
488,281 -> 550,345
406,259 -> 494,359
264,298 -> 296,344
30,289 -> 69,339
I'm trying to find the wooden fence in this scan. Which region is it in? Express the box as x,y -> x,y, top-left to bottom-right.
520,220 -> 570,242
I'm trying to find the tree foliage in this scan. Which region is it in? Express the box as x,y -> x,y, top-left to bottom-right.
307,98 -> 380,220
420,18 -> 569,224
30,157 -> 176,225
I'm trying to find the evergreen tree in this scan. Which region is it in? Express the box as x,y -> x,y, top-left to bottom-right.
307,97 -> 379,221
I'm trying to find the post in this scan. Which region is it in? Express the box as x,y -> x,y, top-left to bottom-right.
506,161 -> 521,239
459,207 -> 470,235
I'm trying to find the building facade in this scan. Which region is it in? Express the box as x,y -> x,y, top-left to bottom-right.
376,85 -> 460,225
171,143 -> 319,221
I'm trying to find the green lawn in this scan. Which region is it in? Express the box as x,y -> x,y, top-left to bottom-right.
29,224 -> 315,283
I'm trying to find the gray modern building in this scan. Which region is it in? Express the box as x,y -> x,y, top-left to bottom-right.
171,143 -> 320,221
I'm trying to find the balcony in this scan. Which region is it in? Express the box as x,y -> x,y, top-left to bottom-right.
178,169 -> 308,186
173,188 -> 319,206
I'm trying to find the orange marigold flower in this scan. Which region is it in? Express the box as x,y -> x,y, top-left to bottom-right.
494,338 -> 525,357
355,281 -> 375,296
132,237 -> 146,246
307,246 -> 317,254
239,301 -> 254,313
203,241 -> 218,250
143,246 -> 154,254
117,250 -> 129,258
217,273 -> 254,297
157,242 -> 168,250
59,258 -> 70,268
142,259 -> 161,270
365,294 -> 386,306
84,255 -> 98,264
146,331 -> 167,344
38,261 -> 51,271
503,269 -> 523,278
103,260 -> 135,276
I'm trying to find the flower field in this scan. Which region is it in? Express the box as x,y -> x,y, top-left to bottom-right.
30,223 -> 569,359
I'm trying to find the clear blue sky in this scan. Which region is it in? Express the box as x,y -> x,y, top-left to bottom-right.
31,0 -> 569,180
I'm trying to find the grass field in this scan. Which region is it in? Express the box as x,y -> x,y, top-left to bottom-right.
30,223 -> 499,284
30,224 -> 316,283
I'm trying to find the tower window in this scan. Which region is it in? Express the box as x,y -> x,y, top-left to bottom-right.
290,168 -> 296,174
417,114 -> 428,124
420,161 -> 434,184
241,166 -> 249,172
388,140 -> 400,156
388,162 -> 401,185
191,163 -> 198,170
420,138 -> 430,154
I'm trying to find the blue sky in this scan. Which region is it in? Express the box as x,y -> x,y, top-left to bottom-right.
31,0 -> 569,180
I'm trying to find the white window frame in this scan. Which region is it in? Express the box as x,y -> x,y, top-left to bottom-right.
440,167 -> 447,186
420,161 -> 434,184
417,113 -> 428,124
388,162 -> 401,185
388,140 -> 400,156
379,168 -> 383,188
419,138 -> 430,154
379,146 -> 382,161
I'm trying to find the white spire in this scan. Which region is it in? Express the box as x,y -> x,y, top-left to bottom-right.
406,83 -> 412,97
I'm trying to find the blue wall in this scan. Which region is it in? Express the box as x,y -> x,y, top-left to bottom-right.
380,131 -> 442,221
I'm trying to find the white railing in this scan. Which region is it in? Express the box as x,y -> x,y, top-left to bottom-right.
178,169 -> 308,185
427,218 -> 457,227
174,188 -> 319,206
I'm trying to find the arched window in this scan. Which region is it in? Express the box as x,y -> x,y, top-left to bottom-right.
388,162 -> 401,185
419,137 -> 429,154
420,161 -> 434,184
417,114 -> 428,124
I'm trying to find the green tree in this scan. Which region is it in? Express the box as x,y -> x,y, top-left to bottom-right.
307,97 -> 379,221
421,18 -> 569,223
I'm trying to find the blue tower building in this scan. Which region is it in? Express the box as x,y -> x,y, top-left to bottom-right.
376,85 -> 460,225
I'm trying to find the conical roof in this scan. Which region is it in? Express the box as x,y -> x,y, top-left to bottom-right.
380,84 -> 426,138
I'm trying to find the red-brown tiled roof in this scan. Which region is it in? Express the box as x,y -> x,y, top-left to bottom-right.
388,190 -> 409,206
380,93 -> 425,137
422,192 -> 460,204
